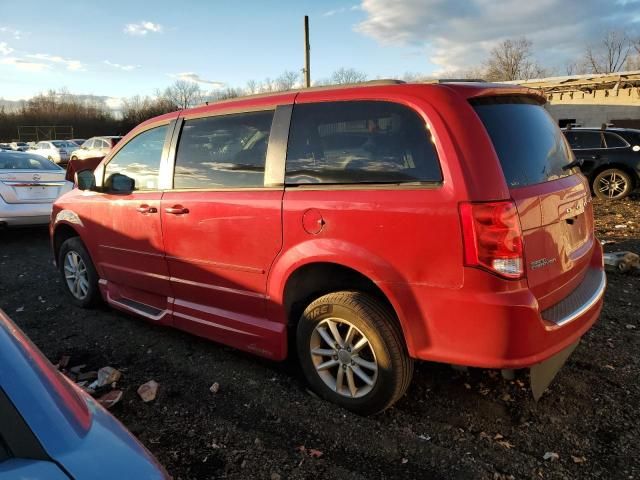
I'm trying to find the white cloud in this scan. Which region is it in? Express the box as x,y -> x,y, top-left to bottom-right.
0,57 -> 49,72
27,53 -> 84,71
323,4 -> 360,16
104,60 -> 140,71
124,21 -> 163,36
0,42 -> 13,55
355,0 -> 640,73
0,27 -> 24,40
172,72 -> 225,87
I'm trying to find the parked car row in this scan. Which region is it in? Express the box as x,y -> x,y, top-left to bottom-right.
1,136 -> 121,167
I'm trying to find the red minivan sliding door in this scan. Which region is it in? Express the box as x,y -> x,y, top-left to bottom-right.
91,122 -> 174,322
161,105 -> 292,360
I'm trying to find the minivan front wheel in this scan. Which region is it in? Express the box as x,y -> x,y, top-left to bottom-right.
297,291 -> 413,415
58,237 -> 100,307
593,168 -> 633,200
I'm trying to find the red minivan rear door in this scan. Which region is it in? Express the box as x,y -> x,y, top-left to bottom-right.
472,97 -> 600,315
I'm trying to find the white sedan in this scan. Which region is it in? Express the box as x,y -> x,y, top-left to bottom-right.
30,140 -> 80,166
0,150 -> 72,227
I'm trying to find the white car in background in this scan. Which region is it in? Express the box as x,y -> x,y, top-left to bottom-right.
31,140 -> 79,166
69,136 -> 122,162
0,150 -> 72,227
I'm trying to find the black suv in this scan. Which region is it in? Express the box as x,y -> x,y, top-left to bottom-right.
562,127 -> 640,200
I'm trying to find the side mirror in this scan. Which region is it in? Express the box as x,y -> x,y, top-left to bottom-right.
105,173 -> 135,193
75,169 -> 96,191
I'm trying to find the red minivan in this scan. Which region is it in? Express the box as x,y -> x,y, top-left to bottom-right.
51,81 -> 605,414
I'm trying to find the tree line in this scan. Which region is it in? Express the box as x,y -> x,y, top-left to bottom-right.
1,30 -> 638,141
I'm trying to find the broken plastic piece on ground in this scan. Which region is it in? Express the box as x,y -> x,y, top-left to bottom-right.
97,389 -> 123,409
137,380 -> 159,402
530,340 -> 579,401
209,382 -> 220,394
603,251 -> 640,273
543,452 -> 559,461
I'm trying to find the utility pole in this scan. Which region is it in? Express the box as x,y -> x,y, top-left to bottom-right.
303,15 -> 311,88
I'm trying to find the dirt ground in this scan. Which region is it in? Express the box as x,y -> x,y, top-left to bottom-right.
0,197 -> 638,480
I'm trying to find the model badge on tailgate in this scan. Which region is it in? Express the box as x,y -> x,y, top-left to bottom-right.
530,257 -> 557,270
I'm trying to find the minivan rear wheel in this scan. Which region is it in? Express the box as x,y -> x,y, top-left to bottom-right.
296,291 -> 413,415
58,237 -> 100,308
593,168 -> 633,200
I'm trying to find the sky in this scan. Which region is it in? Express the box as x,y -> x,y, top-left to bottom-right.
0,0 -> 639,105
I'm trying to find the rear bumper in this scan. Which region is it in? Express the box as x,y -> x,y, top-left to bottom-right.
394,243 -> 605,369
0,198 -> 52,226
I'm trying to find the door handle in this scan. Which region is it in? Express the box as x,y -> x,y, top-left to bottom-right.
136,204 -> 157,214
165,205 -> 189,215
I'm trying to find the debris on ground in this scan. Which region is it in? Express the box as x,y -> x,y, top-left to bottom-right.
296,446 -> 323,458
93,366 -> 122,388
97,389 -> 123,409
209,382 -> 220,394
603,251 -> 640,273
138,380 -> 159,402
543,452 -> 560,461
56,355 -> 70,369
571,455 -> 587,464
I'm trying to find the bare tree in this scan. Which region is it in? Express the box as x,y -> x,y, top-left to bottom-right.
162,80 -> 203,109
207,87 -> 243,101
245,79 -> 259,94
331,67 -> 368,84
274,70 -> 300,91
484,37 -> 546,81
584,31 -> 631,74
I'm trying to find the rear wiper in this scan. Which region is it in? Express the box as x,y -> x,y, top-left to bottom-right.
562,158 -> 584,171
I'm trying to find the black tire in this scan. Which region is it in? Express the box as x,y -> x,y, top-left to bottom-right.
593,168 -> 633,200
58,237 -> 101,308
296,291 -> 413,415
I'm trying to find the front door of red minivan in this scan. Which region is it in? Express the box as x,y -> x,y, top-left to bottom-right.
92,122 -> 174,321
160,106 -> 290,358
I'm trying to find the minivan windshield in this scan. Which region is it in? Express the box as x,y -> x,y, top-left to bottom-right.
472,96 -> 575,188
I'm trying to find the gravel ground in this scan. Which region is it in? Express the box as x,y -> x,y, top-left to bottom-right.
0,197 -> 638,480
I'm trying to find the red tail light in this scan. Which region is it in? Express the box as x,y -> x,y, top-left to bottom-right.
459,201 -> 524,279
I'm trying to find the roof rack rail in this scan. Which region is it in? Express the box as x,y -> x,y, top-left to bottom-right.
423,78 -> 487,84
362,79 -> 406,85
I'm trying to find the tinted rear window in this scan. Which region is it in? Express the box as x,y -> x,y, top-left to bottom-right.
473,97 -> 574,188
0,152 -> 61,170
286,101 -> 442,184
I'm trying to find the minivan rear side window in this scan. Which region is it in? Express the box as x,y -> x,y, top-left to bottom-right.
285,101 -> 442,185
174,110 -> 274,189
472,97 -> 575,188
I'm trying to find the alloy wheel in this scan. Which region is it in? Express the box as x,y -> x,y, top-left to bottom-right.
64,251 -> 89,300
598,172 -> 628,199
309,318 -> 379,398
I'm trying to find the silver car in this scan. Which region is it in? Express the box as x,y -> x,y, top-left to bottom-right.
31,140 -> 80,165
69,136 -> 122,162
0,150 -> 72,227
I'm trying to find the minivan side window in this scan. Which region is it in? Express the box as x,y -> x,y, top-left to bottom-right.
104,125 -> 168,191
285,101 -> 442,185
173,110 -> 274,189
